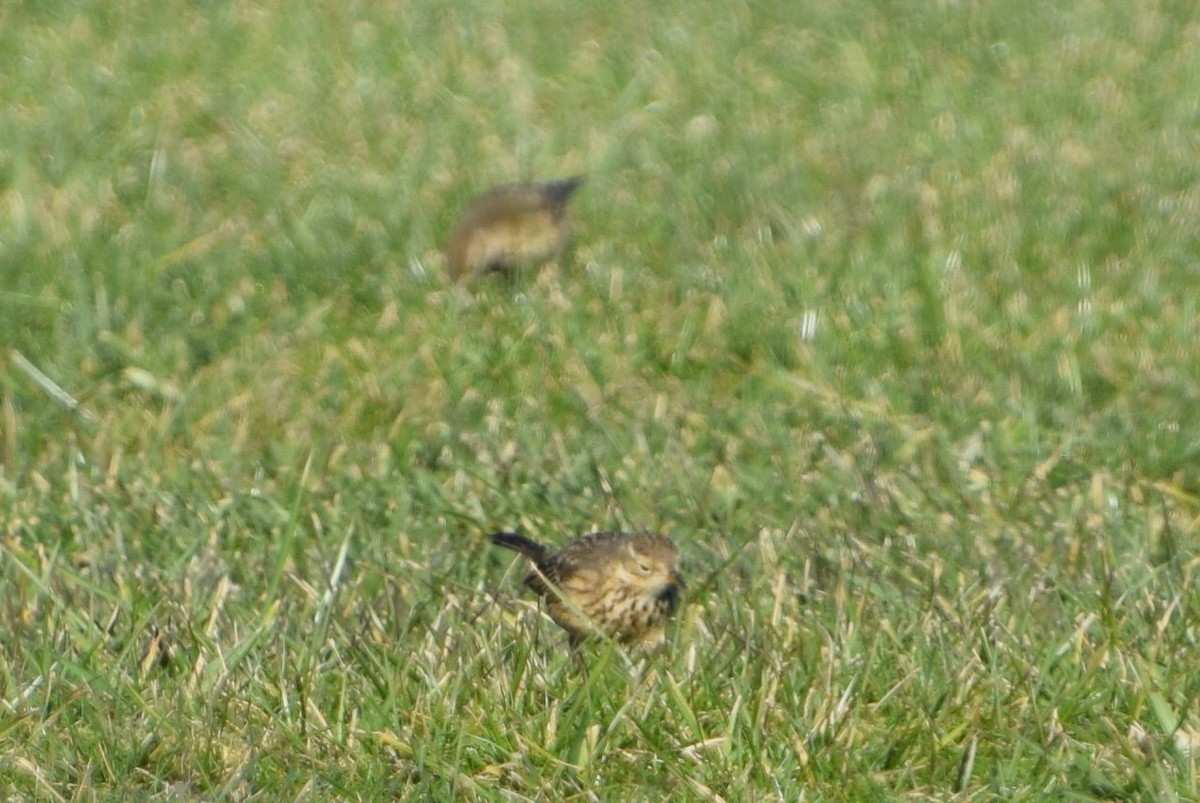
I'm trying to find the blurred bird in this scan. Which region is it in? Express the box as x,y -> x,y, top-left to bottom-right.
444,176 -> 584,281
490,530 -> 684,648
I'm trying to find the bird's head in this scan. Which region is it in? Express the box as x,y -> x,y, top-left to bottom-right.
618,534 -> 685,599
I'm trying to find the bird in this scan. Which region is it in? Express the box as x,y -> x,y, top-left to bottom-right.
444,176 -> 584,281
490,530 -> 684,648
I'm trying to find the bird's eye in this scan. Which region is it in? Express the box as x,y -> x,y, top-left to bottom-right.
636,561 -> 653,574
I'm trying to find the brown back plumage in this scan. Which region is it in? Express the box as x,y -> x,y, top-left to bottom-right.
444,177 -> 584,281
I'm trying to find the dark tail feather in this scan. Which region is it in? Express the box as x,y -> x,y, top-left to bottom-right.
489,531 -> 548,561
539,176 -> 584,207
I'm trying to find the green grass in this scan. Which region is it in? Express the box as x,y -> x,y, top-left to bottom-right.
3,0 -> 1200,799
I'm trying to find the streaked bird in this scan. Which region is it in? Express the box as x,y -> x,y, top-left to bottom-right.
444,176 -> 584,281
490,530 -> 684,648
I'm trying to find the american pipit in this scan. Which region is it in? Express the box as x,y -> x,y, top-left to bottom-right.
490,530 -> 684,648
444,176 -> 584,281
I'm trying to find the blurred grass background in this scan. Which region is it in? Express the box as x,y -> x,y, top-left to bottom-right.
2,0 -> 1200,799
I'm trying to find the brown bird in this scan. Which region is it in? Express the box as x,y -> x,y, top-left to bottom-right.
490,530 -> 684,648
444,176 -> 584,281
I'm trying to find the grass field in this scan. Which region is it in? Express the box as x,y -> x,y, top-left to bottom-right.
3,0 -> 1200,799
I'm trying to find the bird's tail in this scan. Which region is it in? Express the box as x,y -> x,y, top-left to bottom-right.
539,176 -> 584,208
489,531 -> 548,561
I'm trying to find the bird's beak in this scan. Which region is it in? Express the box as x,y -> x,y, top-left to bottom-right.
671,569 -> 686,589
